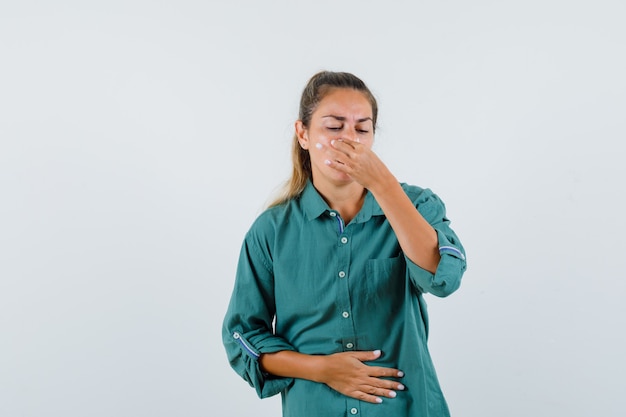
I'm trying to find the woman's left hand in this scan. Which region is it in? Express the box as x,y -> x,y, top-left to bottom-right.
323,139 -> 395,192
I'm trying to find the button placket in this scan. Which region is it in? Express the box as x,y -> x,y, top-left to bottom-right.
334,217 -> 354,354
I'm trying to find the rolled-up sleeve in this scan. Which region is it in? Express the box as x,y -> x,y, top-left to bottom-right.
222,233 -> 296,398
405,188 -> 467,297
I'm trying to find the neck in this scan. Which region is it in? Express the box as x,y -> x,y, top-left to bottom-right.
312,179 -> 366,224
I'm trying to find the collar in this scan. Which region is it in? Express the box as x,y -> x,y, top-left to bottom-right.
300,180 -> 384,223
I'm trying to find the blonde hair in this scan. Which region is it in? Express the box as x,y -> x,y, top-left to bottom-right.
268,71 -> 378,207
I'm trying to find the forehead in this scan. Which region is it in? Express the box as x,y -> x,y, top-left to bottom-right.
314,88 -> 373,119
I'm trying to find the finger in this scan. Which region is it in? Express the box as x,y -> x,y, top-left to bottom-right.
354,390 -> 384,404
317,143 -> 350,166
369,365 -> 405,379
324,157 -> 352,173
351,349 -> 383,362
368,376 -> 406,393
367,384 -> 402,399
356,383 -> 402,404
330,139 -> 359,156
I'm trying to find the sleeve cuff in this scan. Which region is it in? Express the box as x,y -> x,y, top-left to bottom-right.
406,229 -> 466,297
227,331 -> 296,398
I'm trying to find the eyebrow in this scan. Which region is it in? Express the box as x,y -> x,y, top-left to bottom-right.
322,115 -> 373,123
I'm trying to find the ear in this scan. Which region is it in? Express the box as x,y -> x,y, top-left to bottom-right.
295,120 -> 309,150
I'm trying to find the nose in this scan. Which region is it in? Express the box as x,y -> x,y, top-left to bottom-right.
340,125 -> 359,142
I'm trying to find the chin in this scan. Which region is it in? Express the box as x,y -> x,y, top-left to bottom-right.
313,167 -> 354,187
330,173 -> 354,185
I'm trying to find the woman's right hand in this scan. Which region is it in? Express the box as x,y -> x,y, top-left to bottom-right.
314,350 -> 405,404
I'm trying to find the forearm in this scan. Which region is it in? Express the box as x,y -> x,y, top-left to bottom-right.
322,138 -> 442,271
260,349 -> 404,404
370,178 -> 440,273
260,350 -> 324,382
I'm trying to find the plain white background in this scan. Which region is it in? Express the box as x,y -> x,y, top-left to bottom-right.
1,1 -> 625,416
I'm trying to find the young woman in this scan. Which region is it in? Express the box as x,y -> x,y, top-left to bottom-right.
222,71 -> 467,416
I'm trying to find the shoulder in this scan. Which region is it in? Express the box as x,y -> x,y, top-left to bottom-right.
245,198 -> 302,242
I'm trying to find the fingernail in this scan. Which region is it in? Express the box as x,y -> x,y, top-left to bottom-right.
388,391 -> 397,398
397,384 -> 405,390
397,371 -> 404,377
376,397 -> 383,404
373,349 -> 381,356
315,143 -> 322,149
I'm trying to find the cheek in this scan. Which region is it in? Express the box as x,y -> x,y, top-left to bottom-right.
315,130 -> 334,143
308,131 -> 333,149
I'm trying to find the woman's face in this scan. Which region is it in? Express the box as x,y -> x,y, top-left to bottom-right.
296,87 -> 374,186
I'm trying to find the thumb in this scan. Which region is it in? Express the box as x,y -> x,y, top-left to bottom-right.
352,349 -> 382,362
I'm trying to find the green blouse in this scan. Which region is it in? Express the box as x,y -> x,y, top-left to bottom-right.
223,181 -> 467,417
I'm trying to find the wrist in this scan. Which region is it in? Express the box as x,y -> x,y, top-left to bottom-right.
368,174 -> 399,198
308,354 -> 327,384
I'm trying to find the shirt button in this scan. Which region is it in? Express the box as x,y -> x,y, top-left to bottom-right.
342,311 -> 349,318
350,408 -> 358,414
329,211 -> 337,217
338,271 -> 346,278
340,237 -> 348,244
346,342 -> 354,349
